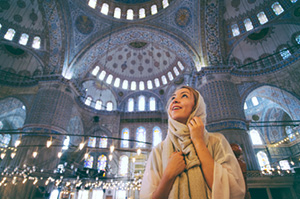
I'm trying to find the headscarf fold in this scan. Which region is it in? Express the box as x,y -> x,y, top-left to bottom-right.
162,89 -> 209,199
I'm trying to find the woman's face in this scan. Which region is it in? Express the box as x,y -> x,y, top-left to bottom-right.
168,88 -> 195,124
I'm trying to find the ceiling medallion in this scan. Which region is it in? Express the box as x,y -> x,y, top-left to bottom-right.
175,7 -> 191,27
75,15 -> 94,35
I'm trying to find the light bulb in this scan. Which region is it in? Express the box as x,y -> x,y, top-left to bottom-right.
33,178 -> 38,185
79,142 -> 85,150
291,161 -> 295,165
137,148 -> 141,156
15,140 -> 21,147
22,178 -> 27,184
132,157 -> 136,163
11,152 -> 16,159
46,140 -> 52,148
110,145 -> 115,153
32,151 -> 38,158
109,154 -> 113,161
57,152 -> 62,158
0,153 -> 6,159
84,153 -> 89,159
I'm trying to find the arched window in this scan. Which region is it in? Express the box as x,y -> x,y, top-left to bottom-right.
84,155 -> 94,169
99,70 -> 106,80
127,9 -> 134,20
178,61 -> 184,70
295,35 -> 300,44
99,135 -> 108,148
136,126 -> 146,148
88,0 -> 97,8
139,8 -> 146,18
149,97 -> 156,111
49,189 -> 60,199
279,47 -> 292,59
62,136 -> 70,150
231,24 -> 240,37
286,126 -> 296,141
151,5 -> 158,15
279,160 -> 291,170
119,155 -> 129,176
116,190 -> 127,199
257,12 -> 268,25
257,151 -> 270,170
78,190 -> 89,199
122,80 -> 129,89
114,7 -> 121,19
114,77 -> 120,88
161,75 -> 167,85
251,96 -> 259,106
95,100 -> 102,110
4,28 -> 16,41
147,80 -> 153,89
162,0 -> 169,8
154,78 -> 160,87
128,98 -> 134,112
91,66 -> 100,76
250,129 -> 263,145
19,33 -> 29,45
131,81 -> 137,90
153,126 -> 162,147
106,74 -> 113,84
244,103 -> 248,110
244,18 -> 253,31
101,3 -> 109,15
88,137 -> 96,147
138,95 -> 145,111
139,81 -> 145,90
167,72 -> 174,81
272,2 -> 284,15
173,66 -> 180,76
121,128 -> 129,148
0,134 -> 11,148
32,36 -> 41,49
106,102 -> 113,111
85,96 -> 92,106
97,155 -> 107,171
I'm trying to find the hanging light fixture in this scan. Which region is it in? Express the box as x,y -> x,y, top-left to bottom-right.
110,145 -> 115,153
57,151 -> 62,158
79,138 -> 85,150
11,152 -> 16,159
137,148 -> 141,156
0,152 -> 6,159
32,151 -> 38,158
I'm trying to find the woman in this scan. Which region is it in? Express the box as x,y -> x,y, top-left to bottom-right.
140,86 -> 245,199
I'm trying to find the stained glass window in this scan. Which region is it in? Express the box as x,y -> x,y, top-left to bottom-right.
257,151 -> 271,170
95,100 -> 102,110
88,137 -> 96,147
136,126 -> 146,148
231,24 -> 240,37
139,8 -> 146,18
4,28 -> 16,41
106,74 -> 113,84
244,18 -> 254,31
62,136 -> 70,150
99,70 -> 106,80
149,97 -> 156,111
161,75 -> 167,85
84,155 -> 94,169
279,47 -> 292,59
114,7 -> 121,19
286,126 -> 296,141
151,5 -> 158,15
78,190 -> 89,199
116,190 -> 127,199
168,72 -> 174,81
250,129 -> 263,145
257,12 -> 268,25
173,66 -> 180,76
139,81 -> 145,91
85,96 -> 92,106
147,80 -> 153,89
119,155 -> 129,176
114,78 -> 120,88
131,81 -> 137,90
162,0 -> 169,8
49,189 -> 60,199
106,102 -> 113,111
128,98 -> 134,112
19,33 -> 29,45
88,0 -> 97,9
178,61 -> 184,70
121,128 -> 129,148
153,126 -> 162,147
32,36 -> 41,49
122,80 -> 128,89
97,155 -> 107,171
154,78 -> 160,88
0,134 -> 11,148
279,160 -> 291,170
99,135 -> 108,148
127,9 -> 134,20
91,66 -> 100,76
92,190 -> 103,199
101,3 -> 109,15
138,95 -> 145,111
272,2 -> 284,15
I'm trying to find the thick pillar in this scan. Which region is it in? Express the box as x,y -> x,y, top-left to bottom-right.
0,81 -> 74,199
198,74 -> 259,170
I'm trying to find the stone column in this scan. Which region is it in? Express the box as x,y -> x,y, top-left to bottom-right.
0,81 -> 74,199
197,74 -> 259,170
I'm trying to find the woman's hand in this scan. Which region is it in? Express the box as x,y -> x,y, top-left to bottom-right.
164,151 -> 186,179
187,116 -> 205,145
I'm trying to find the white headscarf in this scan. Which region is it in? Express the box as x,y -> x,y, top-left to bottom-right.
162,88 -> 209,199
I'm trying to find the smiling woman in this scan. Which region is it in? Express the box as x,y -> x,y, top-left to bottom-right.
140,86 -> 246,199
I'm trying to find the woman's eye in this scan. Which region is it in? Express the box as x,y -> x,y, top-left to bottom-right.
182,94 -> 188,98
